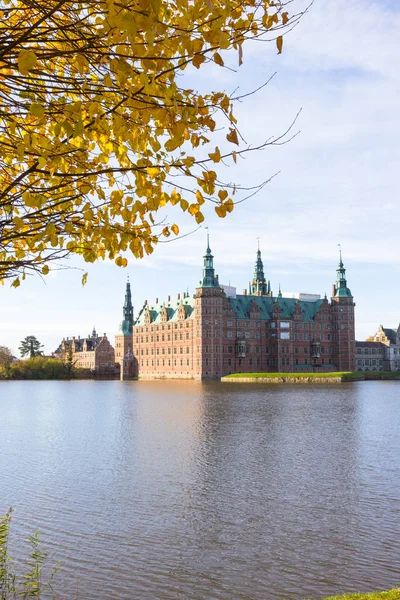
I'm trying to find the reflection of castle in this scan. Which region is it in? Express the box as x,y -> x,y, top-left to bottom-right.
131,239 -> 356,379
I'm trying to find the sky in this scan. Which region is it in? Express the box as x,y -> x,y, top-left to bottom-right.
1,0 -> 400,356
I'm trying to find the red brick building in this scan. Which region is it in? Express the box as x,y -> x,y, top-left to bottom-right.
55,328 -> 116,376
133,240 -> 356,379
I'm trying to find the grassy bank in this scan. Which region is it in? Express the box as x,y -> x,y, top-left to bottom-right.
0,356 -> 93,380
222,371 -> 400,383
321,589 -> 400,599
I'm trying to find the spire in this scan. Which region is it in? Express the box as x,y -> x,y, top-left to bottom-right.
333,248 -> 352,298
123,276 -> 134,329
200,232 -> 219,288
251,243 -> 269,296
278,284 -> 282,298
339,246 -> 343,267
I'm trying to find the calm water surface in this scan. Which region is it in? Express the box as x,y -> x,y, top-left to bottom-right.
1,380 -> 399,599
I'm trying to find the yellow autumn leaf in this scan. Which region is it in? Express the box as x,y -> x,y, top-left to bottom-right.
192,54 -> 206,69
213,52 -> 224,67
215,205 -> 227,218
18,50 -> 37,75
276,36 -> 283,54
208,147 -> 221,163
147,167 -> 160,178
30,103 -> 45,118
225,198 -> 234,213
42,265 -> 49,274
195,211 -> 204,224
226,128 -> 239,145
171,224 -> 179,235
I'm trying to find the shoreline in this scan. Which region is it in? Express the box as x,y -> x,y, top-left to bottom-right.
222,372 -> 400,384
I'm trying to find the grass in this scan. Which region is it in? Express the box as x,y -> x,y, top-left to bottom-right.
223,371 -> 399,381
320,589 -> 400,599
224,372 -> 350,379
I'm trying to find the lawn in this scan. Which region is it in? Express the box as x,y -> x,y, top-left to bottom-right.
320,589 -> 400,599
223,372 -> 398,381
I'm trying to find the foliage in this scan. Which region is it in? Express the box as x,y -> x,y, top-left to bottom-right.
0,509 -> 58,599
0,346 -> 13,378
0,355 -> 92,380
0,0 -> 304,285
19,336 -> 43,358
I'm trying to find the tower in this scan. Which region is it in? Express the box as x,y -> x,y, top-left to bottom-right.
194,233 -> 225,379
115,277 -> 136,378
251,244 -> 271,296
123,276 -> 134,331
331,249 -> 355,371
201,233 -> 220,288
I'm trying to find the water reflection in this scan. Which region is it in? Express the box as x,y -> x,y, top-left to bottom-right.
0,380 -> 399,599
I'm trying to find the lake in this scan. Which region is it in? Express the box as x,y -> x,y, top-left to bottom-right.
1,380 -> 399,599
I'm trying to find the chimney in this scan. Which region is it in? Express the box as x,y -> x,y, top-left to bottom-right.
73,336 -> 75,340
243,289 -> 247,296
103,333 -> 106,337
178,293 -> 180,300
168,295 -> 171,302
78,335 -> 80,340
156,297 -> 158,304
332,284 -> 336,297
66,337 -> 69,341
144,300 -> 147,306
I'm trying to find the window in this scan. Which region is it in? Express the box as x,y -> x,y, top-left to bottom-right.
227,331 -> 233,339
271,322 -> 276,328
227,320 -> 233,327
280,322 -> 290,329
280,332 -> 290,340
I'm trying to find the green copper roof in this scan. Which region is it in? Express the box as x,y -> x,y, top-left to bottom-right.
251,248 -> 270,295
334,251 -> 352,298
228,295 -> 324,321
200,234 -> 220,288
135,297 -> 195,326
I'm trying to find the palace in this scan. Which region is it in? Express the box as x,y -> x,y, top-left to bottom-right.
131,239 -> 356,379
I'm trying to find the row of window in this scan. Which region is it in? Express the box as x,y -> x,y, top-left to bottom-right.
138,322 -> 190,333
140,346 -> 191,355
140,359 -> 191,367
140,332 -> 191,343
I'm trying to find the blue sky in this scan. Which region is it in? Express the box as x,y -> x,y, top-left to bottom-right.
1,0 -> 400,355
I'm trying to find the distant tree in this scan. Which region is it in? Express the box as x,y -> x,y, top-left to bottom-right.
62,345 -> 77,377
19,336 -> 43,358
0,345 -> 13,376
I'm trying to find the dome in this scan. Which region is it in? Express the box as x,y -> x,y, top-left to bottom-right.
118,320 -> 132,335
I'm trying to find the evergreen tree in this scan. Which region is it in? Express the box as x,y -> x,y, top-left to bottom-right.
19,336 -> 43,358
